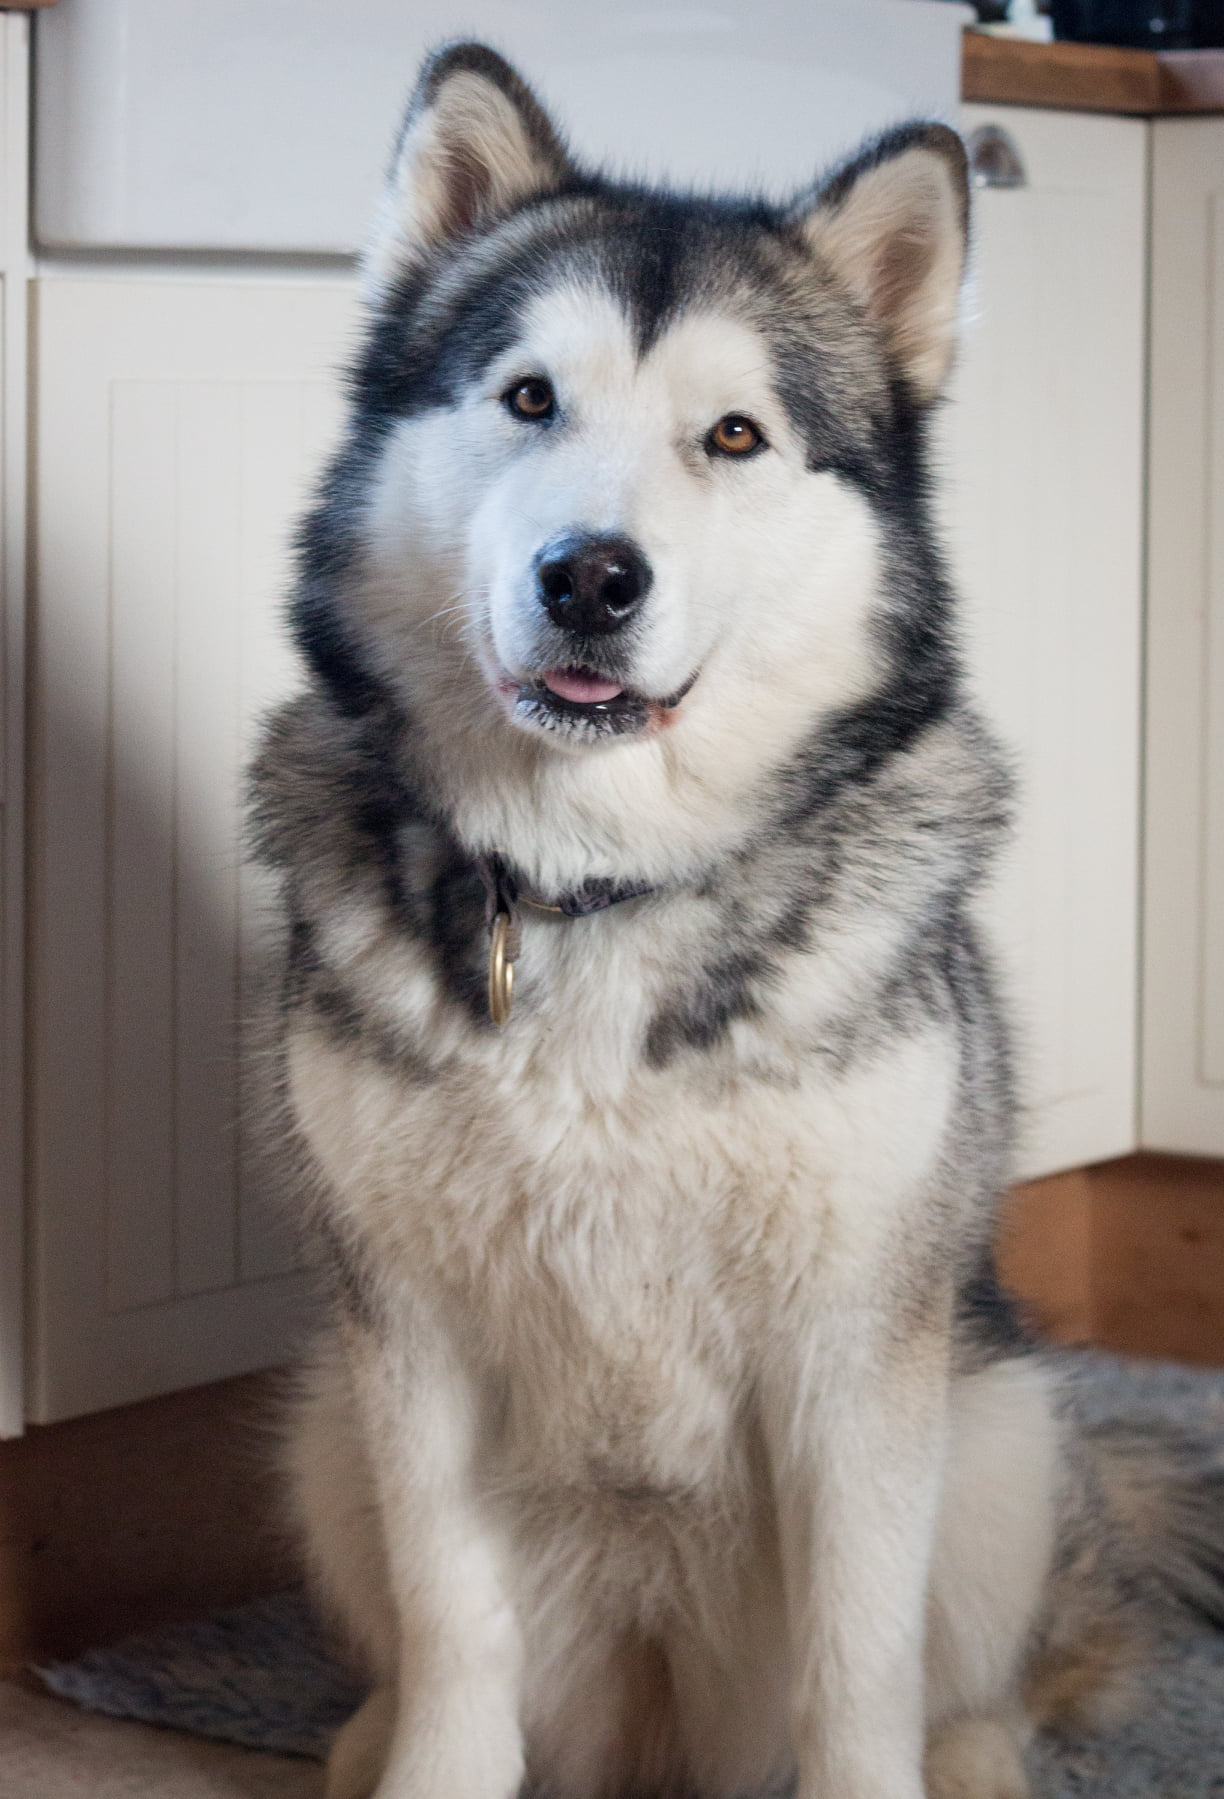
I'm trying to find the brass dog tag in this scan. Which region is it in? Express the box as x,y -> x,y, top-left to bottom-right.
488,910 -> 516,1026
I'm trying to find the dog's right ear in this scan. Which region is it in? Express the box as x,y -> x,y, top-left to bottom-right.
791,123 -> 970,404
361,43 -> 574,302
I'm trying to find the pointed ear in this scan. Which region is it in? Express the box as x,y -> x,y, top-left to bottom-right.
794,124 -> 969,404
361,42 -> 574,302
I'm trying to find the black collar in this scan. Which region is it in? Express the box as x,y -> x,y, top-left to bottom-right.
473,851 -> 657,1026
474,851 -> 656,925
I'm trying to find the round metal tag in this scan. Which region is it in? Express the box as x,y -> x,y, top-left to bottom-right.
488,911 -> 515,1026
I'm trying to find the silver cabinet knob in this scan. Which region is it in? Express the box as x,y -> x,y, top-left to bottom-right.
966,123 -> 1027,190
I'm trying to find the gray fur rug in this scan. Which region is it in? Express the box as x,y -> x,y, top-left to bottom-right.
37,1353 -> 1224,1795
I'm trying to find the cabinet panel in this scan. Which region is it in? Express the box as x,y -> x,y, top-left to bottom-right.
1143,119 -> 1224,1154
945,106 -> 1147,1178
0,16 -> 30,1438
30,276 -> 357,1421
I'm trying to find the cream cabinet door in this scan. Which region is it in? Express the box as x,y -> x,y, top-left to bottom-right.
30,275 -> 356,1421
0,15 -> 29,1438
944,106 -> 1147,1178
1143,119 -> 1224,1155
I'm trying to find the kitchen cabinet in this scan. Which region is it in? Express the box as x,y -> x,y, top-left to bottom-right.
1142,117 -> 1224,1155
0,15 -> 29,1440
28,275 -> 355,1422
945,104 -> 1147,1178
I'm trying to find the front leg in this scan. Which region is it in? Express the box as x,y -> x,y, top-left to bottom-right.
761,1308 -> 951,1799
344,1314 -> 524,1799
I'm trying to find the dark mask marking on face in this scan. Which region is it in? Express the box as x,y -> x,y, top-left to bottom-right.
289,171 -> 961,891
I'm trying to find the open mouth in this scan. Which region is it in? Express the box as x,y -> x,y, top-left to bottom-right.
514,667 -> 696,741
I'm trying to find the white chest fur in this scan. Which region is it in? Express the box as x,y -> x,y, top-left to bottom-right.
288,925 -> 958,1497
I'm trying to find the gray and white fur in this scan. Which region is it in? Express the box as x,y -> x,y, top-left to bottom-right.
250,43 -> 1224,1799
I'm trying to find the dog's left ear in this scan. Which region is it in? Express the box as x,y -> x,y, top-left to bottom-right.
362,42 -> 574,302
792,124 -> 969,404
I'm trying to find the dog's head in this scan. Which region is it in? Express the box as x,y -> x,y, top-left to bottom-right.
295,45 -> 968,875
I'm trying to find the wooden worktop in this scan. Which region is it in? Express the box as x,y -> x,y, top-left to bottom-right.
963,30 -> 1224,112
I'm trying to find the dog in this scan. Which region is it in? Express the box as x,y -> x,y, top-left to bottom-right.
250,42 -> 1224,1799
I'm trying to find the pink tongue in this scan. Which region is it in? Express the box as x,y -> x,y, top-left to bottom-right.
542,668 -> 624,704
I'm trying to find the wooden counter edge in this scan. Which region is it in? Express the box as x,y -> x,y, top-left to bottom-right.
1158,49 -> 1224,111
963,30 -> 1224,114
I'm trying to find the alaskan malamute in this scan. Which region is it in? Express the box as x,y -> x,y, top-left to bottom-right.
251,43 -> 1224,1799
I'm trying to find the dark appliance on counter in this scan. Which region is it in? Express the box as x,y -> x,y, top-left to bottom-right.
1052,0 -> 1224,44
1192,0 -> 1224,38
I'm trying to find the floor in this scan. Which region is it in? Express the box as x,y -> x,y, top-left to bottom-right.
0,1681 -> 322,1798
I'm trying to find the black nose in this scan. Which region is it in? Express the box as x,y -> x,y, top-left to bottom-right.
536,535 -> 652,636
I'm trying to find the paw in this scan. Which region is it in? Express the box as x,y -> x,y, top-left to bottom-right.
329,1688 -> 525,1799
924,1718 -> 1029,1799
326,1688 -> 396,1799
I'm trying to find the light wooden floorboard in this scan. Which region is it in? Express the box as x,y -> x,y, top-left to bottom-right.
0,1682 -> 320,1798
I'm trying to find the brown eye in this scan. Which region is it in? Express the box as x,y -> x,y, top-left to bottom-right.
504,377 -> 555,421
707,414 -> 764,457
